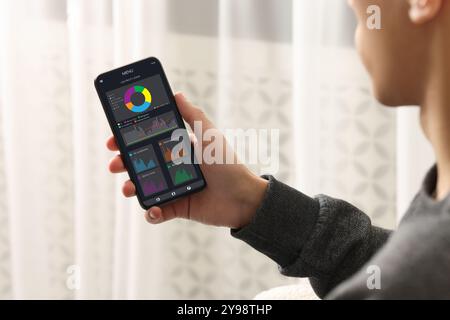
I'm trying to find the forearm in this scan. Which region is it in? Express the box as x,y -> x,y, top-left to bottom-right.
231,176 -> 392,298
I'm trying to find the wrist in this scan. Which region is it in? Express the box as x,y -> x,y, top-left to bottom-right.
233,174 -> 269,229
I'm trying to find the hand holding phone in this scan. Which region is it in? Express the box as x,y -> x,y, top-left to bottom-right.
98,57 -> 268,228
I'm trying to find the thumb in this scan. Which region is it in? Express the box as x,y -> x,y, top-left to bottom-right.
145,206 -> 176,225
175,93 -> 214,130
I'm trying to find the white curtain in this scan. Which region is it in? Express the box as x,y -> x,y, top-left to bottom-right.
0,0 -> 433,299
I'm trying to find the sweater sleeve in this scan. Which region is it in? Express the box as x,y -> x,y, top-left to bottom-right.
230,176 -> 392,298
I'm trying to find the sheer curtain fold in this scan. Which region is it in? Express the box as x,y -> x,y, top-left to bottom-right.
0,0 -> 428,299
294,0 -> 400,227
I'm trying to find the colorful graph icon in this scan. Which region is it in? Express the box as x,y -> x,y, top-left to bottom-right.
133,158 -> 157,173
174,168 -> 194,185
124,85 -> 152,113
168,163 -> 197,185
138,168 -> 167,196
129,145 -> 159,174
140,179 -> 166,195
159,139 -> 187,163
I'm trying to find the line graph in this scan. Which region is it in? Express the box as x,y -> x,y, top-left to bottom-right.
168,163 -> 197,185
129,145 -> 159,174
121,111 -> 178,146
137,168 -> 167,196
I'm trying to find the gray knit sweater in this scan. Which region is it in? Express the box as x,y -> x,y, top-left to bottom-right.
231,166 -> 450,299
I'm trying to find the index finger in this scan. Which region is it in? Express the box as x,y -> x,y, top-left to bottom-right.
106,136 -> 119,151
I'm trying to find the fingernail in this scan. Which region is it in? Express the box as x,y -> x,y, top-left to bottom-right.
148,210 -> 157,220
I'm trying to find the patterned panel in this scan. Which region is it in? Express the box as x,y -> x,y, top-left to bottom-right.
315,63 -> 397,228
216,73 -> 294,183
163,69 -> 222,299
169,68 -> 218,121
163,41 -> 299,299
211,71 -> 302,298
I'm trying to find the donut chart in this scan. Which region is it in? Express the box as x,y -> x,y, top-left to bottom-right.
124,85 -> 152,113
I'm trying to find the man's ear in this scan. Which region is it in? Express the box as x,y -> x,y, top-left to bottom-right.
409,0 -> 443,24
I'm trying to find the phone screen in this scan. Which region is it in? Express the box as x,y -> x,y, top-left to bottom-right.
95,57 -> 206,209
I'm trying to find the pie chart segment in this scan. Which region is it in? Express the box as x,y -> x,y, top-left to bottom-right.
124,85 -> 152,113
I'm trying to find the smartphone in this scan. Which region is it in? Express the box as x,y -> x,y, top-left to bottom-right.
95,57 -> 206,209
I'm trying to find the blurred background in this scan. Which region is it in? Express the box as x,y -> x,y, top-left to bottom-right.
0,0 -> 434,299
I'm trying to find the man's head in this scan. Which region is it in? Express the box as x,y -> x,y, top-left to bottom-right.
348,0 -> 449,107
